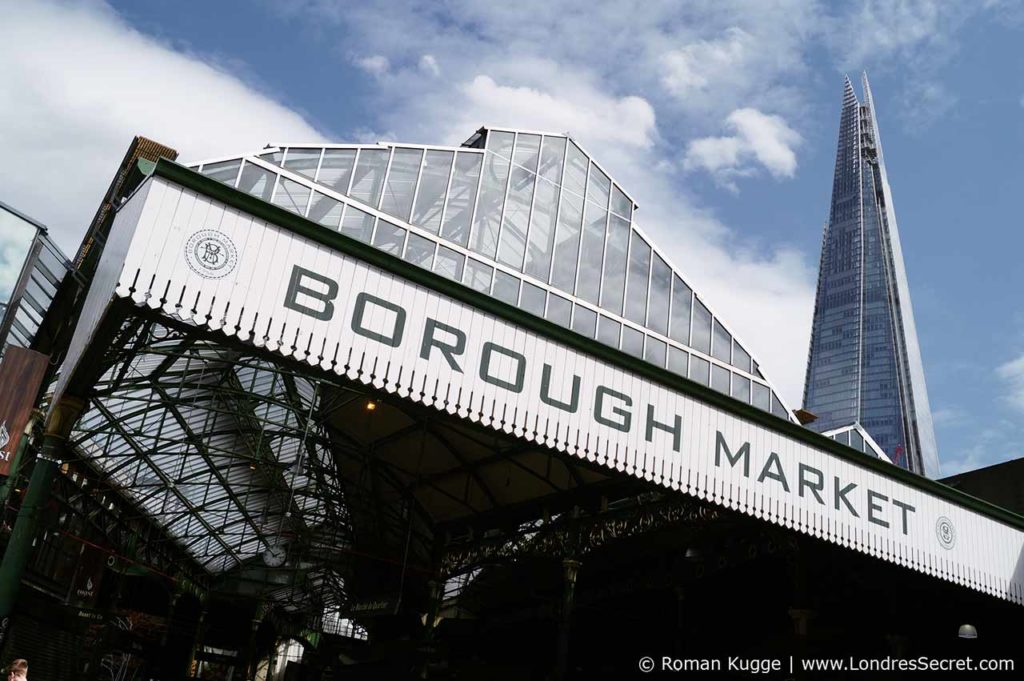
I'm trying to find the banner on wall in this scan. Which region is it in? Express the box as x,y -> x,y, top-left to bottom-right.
0,346 -> 48,477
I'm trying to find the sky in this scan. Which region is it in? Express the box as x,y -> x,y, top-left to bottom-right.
1,0 -> 1022,477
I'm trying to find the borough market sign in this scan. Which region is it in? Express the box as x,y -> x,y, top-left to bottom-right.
54,160 -> 1024,606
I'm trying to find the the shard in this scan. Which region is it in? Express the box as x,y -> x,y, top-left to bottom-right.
803,73 -> 939,477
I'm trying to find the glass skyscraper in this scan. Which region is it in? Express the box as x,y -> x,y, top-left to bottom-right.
803,74 -> 939,477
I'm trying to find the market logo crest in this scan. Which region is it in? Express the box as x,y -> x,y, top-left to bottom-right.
184,229 -> 238,279
935,516 -> 956,550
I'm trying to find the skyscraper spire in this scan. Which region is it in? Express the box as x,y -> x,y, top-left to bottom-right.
843,73 -> 856,103
803,74 -> 939,477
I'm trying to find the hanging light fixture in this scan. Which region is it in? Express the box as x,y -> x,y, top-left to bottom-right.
958,624 -> 978,639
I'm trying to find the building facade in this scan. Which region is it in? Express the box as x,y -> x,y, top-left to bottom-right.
803,74 -> 939,477
3,125 -> 1021,678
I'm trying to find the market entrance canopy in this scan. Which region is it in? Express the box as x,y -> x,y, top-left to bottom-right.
53,152 -> 1024,607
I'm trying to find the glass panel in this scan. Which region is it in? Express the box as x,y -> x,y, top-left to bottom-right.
621,326 -> 644,358
520,282 -> 546,317
600,214 -> 629,315
538,136 -> 566,183
380,148 -> 423,222
851,429 -> 865,452
549,188 -> 584,291
486,130 -> 515,157
712,320 -> 731,363
669,276 -> 692,344
732,375 -> 751,404
403,232 -> 435,269
546,294 -> 572,328
492,270 -> 520,305
836,431 -> 851,446
513,133 -> 541,172
571,305 -> 597,338
441,152 -> 482,246
411,150 -> 454,234
469,149 -> 511,259
648,255 -> 671,335
563,142 -> 588,196
308,192 -> 343,229
668,347 -> 688,376
624,232 -> 651,325
433,246 -> 465,281
587,163 -> 611,209
523,177 -> 559,280
284,148 -> 320,179
733,343 -> 752,373
318,149 -> 357,193
200,159 -> 240,184
340,206 -> 375,243
272,177 -> 310,215
752,382 -> 771,411
238,162 -> 276,201
597,316 -> 621,347
464,259 -> 493,293
372,220 -> 406,255
645,337 -> 667,367
610,185 -> 631,219
690,356 -> 710,386
350,149 -> 390,206
496,165 -> 536,269
691,300 -> 712,354
575,202 -> 607,304
260,150 -> 283,165
771,392 -> 789,418
711,365 -> 730,394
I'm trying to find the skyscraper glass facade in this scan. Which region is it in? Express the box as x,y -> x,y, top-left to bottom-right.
804,75 -> 939,477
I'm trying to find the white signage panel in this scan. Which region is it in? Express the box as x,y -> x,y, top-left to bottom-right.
62,174 -> 1024,605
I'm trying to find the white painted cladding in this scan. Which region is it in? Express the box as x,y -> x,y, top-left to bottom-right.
74,175 -> 1024,605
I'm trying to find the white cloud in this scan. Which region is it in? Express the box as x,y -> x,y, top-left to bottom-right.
661,27 -> 751,99
6,0 -> 995,408
0,1 -> 325,254
260,1 -> 828,403
997,355 -> 1024,412
938,419 -> 1024,477
355,54 -> 390,77
0,213 -> 38,301
685,108 -> 802,187
825,0 -> 969,71
932,407 -> 968,428
939,449 -> 987,477
457,75 -> 656,150
419,54 -> 440,77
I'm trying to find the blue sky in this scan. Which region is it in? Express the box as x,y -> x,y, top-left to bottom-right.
1,1 -> 1023,476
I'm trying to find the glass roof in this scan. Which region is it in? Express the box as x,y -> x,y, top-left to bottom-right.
820,423 -> 892,462
69,327 -> 353,574
0,202 -> 75,354
188,126 -> 795,422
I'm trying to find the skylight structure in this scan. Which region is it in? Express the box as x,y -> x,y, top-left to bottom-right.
190,126 -> 794,421
803,75 -> 939,476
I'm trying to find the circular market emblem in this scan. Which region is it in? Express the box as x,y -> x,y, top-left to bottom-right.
184,229 -> 237,279
935,516 -> 956,550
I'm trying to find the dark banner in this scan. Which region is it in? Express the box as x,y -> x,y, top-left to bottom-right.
0,345 -> 49,477
66,543 -> 107,609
